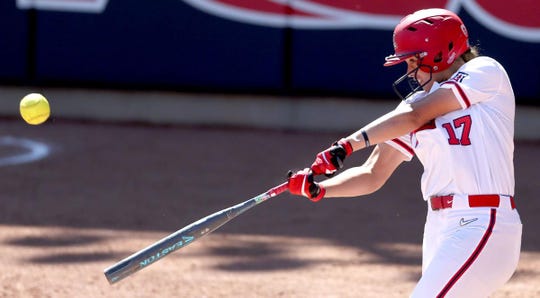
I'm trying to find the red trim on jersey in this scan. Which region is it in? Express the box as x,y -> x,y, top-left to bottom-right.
391,138 -> 414,156
413,119 -> 436,133
443,81 -> 471,108
437,209 -> 497,297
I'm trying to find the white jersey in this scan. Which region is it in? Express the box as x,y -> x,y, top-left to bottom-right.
386,56 -> 515,200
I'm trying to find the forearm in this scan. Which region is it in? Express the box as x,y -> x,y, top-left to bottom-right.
317,143 -> 405,199
343,88 -> 462,152
346,106 -> 420,151
320,166 -> 384,198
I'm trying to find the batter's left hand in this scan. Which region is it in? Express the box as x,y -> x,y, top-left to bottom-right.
287,168 -> 326,202
311,139 -> 353,176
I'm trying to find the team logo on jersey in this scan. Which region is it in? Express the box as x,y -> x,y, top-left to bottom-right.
180,0 -> 540,42
451,72 -> 469,83
16,0 -> 109,13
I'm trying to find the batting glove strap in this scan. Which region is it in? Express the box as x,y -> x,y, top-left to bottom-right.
337,139 -> 353,156
308,184 -> 326,202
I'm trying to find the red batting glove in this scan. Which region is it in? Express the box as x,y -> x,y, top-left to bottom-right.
287,168 -> 326,202
311,139 -> 353,176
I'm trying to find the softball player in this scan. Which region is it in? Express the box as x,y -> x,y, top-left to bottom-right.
287,8 -> 522,297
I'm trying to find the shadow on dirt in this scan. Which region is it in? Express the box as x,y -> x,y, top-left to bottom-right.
1,119 -> 538,271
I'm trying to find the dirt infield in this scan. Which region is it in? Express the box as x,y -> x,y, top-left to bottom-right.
1,119 -> 539,297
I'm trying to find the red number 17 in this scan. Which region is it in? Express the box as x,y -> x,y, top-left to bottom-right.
442,115 -> 472,146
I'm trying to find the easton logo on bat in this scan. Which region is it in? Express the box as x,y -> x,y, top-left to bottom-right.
140,236 -> 194,267
180,0 -> 540,42
104,182 -> 288,284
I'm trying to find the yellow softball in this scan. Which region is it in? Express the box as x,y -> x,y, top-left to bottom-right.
20,93 -> 51,125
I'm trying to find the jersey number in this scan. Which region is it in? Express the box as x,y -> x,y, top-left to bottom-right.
442,115 -> 472,146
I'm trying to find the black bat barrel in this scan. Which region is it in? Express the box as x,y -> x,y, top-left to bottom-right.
104,197 -> 260,284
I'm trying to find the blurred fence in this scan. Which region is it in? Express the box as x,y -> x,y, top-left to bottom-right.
1,1 -> 539,104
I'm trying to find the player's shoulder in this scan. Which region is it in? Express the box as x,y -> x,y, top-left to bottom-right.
403,89 -> 427,104
461,56 -> 506,74
448,56 -> 509,89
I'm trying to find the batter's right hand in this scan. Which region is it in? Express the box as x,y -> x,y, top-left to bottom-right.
287,168 -> 326,202
311,139 -> 353,176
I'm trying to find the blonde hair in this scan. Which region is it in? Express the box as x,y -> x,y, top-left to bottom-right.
461,46 -> 480,62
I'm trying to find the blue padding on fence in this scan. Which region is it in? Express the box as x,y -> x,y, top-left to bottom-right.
2,1 -> 538,102
0,1 -> 29,81
34,0 -> 285,90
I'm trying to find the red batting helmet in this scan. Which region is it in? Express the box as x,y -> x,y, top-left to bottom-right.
384,8 -> 470,73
